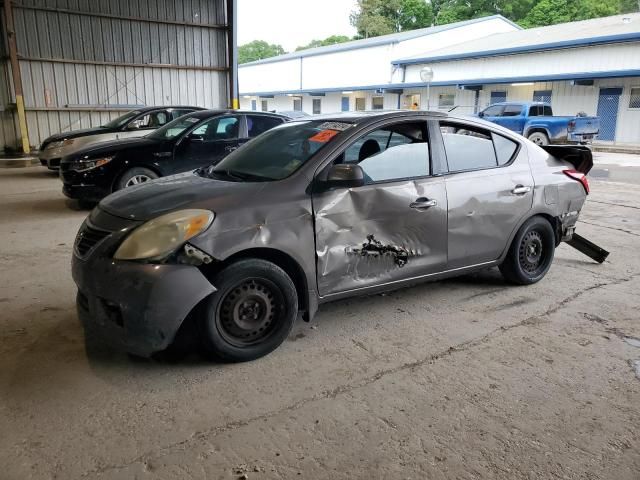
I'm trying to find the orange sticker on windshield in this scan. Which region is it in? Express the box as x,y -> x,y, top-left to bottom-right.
309,129 -> 339,143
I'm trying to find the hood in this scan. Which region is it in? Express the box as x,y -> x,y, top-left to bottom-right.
42,126 -> 113,145
72,136 -> 161,158
99,171 -> 266,221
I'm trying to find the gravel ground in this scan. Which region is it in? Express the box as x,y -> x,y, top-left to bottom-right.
0,162 -> 639,479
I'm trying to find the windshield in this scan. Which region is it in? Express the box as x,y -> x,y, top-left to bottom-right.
205,120 -> 353,181
102,110 -> 141,129
147,115 -> 203,141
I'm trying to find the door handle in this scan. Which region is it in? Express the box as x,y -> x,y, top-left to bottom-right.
409,197 -> 438,210
511,185 -> 531,195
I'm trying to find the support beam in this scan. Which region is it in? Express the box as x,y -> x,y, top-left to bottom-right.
4,0 -> 29,153
227,0 -> 238,109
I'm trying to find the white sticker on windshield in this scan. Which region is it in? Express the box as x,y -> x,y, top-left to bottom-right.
317,121 -> 354,131
184,117 -> 199,123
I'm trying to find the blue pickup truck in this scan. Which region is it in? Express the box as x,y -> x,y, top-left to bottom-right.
478,102 -> 600,146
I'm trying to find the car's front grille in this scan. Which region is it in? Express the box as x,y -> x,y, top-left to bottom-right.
75,224 -> 111,257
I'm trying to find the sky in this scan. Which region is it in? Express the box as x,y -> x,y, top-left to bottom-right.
237,0 -> 358,52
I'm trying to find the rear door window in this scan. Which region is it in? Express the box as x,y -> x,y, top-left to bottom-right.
440,123 -> 498,171
247,115 -> 284,138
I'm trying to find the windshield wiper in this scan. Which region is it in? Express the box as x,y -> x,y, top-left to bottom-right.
210,169 -> 274,182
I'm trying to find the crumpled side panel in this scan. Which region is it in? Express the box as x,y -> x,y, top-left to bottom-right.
313,179 -> 448,297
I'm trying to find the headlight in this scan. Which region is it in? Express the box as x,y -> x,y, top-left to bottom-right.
114,209 -> 214,260
71,155 -> 114,172
46,138 -> 74,150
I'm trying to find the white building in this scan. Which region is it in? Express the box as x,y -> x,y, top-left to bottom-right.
239,13 -> 640,144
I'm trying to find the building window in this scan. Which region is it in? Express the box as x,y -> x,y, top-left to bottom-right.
630,87 -> 640,109
251,99 -> 257,111
293,97 -> 302,111
341,96 -> 350,111
355,97 -> 366,111
438,94 -> 455,108
533,90 -> 552,103
312,98 -> 321,114
261,100 -> 268,112
490,91 -> 507,104
372,96 -> 384,110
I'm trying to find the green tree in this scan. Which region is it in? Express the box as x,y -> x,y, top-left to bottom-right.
295,35 -> 353,51
238,40 -> 286,64
350,0 -> 434,38
520,0 -> 623,27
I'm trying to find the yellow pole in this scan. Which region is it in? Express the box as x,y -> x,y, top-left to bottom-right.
4,0 -> 30,154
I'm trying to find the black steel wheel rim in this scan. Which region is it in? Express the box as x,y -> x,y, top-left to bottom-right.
215,277 -> 284,347
519,230 -> 546,275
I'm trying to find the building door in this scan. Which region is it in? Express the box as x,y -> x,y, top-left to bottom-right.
597,88 -> 622,141
341,96 -> 350,111
355,97 -> 366,111
490,91 -> 507,104
251,99 -> 257,111
293,97 -> 302,111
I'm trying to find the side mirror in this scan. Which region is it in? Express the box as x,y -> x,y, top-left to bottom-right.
478,111 -> 485,118
325,164 -> 365,189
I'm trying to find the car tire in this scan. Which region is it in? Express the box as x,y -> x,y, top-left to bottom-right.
528,131 -> 549,146
198,258 -> 298,362
499,216 -> 555,285
114,167 -> 158,191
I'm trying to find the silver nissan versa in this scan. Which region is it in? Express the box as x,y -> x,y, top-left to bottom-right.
72,110 -> 593,362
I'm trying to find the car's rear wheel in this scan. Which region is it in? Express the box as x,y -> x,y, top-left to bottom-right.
500,216 -> 555,285
115,167 -> 158,191
528,131 -> 549,146
198,258 -> 298,362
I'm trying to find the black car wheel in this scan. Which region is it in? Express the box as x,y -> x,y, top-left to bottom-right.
500,216 -> 555,285
115,167 -> 159,191
199,259 -> 298,362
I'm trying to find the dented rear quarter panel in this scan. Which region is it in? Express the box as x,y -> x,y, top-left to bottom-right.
525,139 -> 587,233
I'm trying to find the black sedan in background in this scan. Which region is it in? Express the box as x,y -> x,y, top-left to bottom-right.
60,110 -> 289,202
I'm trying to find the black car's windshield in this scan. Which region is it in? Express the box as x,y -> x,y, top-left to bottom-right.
147,115 -> 203,141
102,110 -> 141,129
205,120 -> 353,181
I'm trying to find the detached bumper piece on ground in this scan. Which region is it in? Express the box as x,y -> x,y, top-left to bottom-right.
565,233 -> 610,264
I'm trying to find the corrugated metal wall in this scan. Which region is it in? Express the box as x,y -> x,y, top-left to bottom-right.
0,0 -> 231,151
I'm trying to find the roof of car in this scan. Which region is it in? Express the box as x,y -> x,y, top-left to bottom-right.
490,102 -> 551,107
136,105 -> 206,112
177,109 -> 291,119
288,110 -> 448,124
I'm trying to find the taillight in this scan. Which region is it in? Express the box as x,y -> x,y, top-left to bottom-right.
563,169 -> 589,194
568,120 -> 576,132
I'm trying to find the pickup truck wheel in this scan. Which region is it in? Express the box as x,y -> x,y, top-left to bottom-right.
528,132 -> 549,146
115,167 -> 158,191
500,216 -> 555,285
198,259 -> 298,362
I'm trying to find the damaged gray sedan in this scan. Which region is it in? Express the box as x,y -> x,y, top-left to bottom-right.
72,110 -> 593,362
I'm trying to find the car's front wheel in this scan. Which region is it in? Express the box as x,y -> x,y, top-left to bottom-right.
198,258 -> 298,362
500,216 -> 555,285
115,167 -> 159,191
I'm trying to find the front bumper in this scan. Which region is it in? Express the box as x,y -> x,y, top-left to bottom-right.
60,164 -> 112,201
72,252 -> 216,357
38,153 -> 61,169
